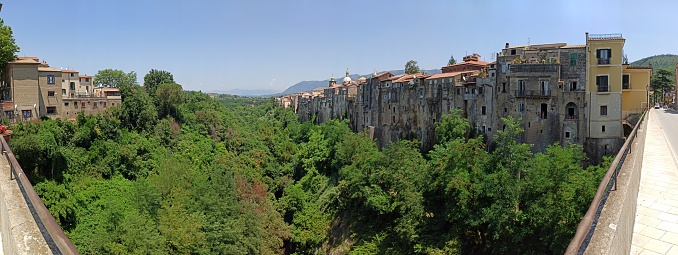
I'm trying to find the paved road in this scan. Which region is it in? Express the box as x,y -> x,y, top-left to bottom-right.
631,109 -> 678,255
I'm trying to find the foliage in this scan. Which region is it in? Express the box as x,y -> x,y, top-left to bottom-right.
143,69 -> 175,95
0,18 -> 20,77
405,60 -> 420,74
155,83 -> 184,117
448,55 -> 456,66
630,54 -> 678,71
11,80 -> 608,254
94,69 -> 138,88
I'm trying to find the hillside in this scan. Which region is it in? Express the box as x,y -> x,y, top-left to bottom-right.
280,69 -> 442,95
630,54 -> 678,71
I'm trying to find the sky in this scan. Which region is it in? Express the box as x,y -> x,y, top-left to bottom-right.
1,0 -> 675,93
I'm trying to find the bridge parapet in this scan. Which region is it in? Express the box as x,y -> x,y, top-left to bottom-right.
0,138 -> 79,255
565,110 -> 648,254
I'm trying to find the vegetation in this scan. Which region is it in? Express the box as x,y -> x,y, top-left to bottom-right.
630,54 -> 678,71
143,69 -> 175,95
12,69 -> 608,254
448,55 -> 456,66
94,69 -> 139,88
0,18 -> 19,78
405,60 -> 421,74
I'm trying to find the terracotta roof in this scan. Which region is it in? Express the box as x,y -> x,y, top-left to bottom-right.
9,58 -> 40,64
79,75 -> 92,78
392,73 -> 429,83
561,45 -> 585,49
38,67 -> 61,72
425,70 -> 478,80
61,69 -> 78,73
16,56 -> 39,61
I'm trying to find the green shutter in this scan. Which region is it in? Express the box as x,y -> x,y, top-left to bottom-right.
570,53 -> 577,66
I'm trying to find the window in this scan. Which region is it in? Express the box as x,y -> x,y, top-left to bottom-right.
502,83 -> 506,93
62,89 -> 66,95
64,102 -> 69,107
70,73 -> 74,77
600,105 -> 608,116
622,74 -> 630,89
103,102 -> 107,108
528,122 -> 531,128
22,110 -> 31,121
565,131 -> 571,139
541,103 -> 548,119
596,49 -> 612,64
81,102 -> 85,108
456,88 -> 461,95
567,106 -> 576,119
48,91 -> 55,97
596,75 -> 609,92
5,111 -> 14,123
519,102 -> 525,112
478,87 -> 483,95
86,78 -> 90,82
570,53 -> 577,66
540,80 -> 549,96
569,81 -> 578,92
518,80 -> 526,96
602,125 -> 606,132
70,82 -> 76,90
511,49 -> 516,55
47,75 -> 55,84
504,107 -> 507,113
93,102 -> 98,109
47,107 -> 56,115
482,106 -> 486,115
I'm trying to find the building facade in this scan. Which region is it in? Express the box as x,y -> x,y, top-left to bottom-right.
2,57 -> 122,122
278,33 -> 651,162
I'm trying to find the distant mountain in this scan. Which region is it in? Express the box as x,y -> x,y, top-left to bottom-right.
630,54 -> 678,71
210,88 -> 281,97
280,69 -> 442,95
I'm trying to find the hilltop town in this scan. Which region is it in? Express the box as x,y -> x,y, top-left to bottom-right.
1,57 -> 121,121
277,33 -> 654,163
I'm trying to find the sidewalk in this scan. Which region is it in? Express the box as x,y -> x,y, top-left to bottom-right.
631,110 -> 678,255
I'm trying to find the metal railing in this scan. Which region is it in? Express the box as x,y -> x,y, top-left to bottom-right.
0,137 -> 79,255
565,109 -> 647,255
514,90 -> 551,97
597,58 -> 610,65
588,33 -> 623,39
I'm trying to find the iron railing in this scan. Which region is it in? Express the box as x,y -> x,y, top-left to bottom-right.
565,109 -> 647,255
1,137 -> 79,255
514,90 -> 551,98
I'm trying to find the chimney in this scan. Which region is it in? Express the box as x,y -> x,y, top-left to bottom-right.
505,43 -> 509,49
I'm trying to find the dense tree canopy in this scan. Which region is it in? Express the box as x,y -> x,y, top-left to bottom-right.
11,79 -> 609,254
0,18 -> 20,77
405,60 -> 420,74
144,69 -> 175,95
94,69 -> 138,88
448,55 -> 457,66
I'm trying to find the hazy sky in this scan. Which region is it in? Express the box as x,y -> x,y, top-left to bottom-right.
1,0 -> 673,92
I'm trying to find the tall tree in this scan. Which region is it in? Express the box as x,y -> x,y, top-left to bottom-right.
0,18 -> 20,87
94,69 -> 138,88
144,69 -> 174,95
119,83 -> 158,132
405,60 -> 420,74
155,83 -> 184,117
448,55 -> 457,66
651,68 -> 674,104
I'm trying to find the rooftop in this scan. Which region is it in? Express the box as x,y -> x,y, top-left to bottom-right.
587,33 -> 624,40
425,70 -> 477,80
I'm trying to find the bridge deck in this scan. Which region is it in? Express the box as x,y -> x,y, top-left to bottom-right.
632,110 -> 678,255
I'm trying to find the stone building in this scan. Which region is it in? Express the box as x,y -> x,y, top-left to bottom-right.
278,34 -> 651,162
2,56 -> 122,122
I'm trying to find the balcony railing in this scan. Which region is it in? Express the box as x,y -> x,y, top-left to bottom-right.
511,64 -> 559,73
598,58 -> 610,65
597,85 -> 609,92
515,90 -> 551,98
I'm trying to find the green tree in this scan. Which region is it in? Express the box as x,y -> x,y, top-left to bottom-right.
119,83 -> 158,132
0,18 -> 20,101
155,83 -> 184,117
144,69 -> 175,95
651,68 -> 674,104
94,69 -> 138,88
448,55 -> 456,66
405,60 -> 420,74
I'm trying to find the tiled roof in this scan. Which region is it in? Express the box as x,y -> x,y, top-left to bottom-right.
425,70 -> 478,80
392,73 -> 429,83
38,67 -> 61,72
625,66 -> 653,69
61,69 -> 78,73
561,45 -> 585,49
79,75 -> 92,78
9,58 -> 40,64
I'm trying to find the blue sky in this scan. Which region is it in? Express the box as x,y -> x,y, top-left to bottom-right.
1,0 -> 674,92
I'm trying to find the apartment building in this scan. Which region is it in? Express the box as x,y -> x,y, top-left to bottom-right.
2,56 -> 121,121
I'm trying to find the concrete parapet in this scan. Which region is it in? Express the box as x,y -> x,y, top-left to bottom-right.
583,112 -> 647,254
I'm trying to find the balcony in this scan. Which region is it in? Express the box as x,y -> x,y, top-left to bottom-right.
514,90 -> 551,98
598,58 -> 610,65
463,94 -> 476,100
511,64 -> 559,73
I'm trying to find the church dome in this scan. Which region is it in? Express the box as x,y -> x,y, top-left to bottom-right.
342,68 -> 352,84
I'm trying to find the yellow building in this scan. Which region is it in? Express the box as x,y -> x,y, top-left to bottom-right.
585,33 -> 651,158
621,65 -> 652,122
